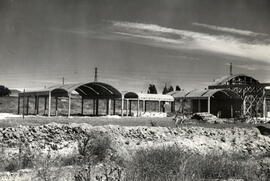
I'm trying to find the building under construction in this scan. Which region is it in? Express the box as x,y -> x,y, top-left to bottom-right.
169,73 -> 270,118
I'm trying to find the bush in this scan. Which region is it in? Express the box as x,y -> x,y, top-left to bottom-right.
75,131 -> 125,181
78,131 -> 113,164
125,145 -> 260,181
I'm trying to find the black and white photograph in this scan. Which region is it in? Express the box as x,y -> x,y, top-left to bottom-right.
0,0 -> 270,180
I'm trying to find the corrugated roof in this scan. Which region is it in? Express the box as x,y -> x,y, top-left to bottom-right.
124,92 -> 174,102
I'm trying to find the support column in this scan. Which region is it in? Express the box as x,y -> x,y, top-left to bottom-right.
96,99 -> 99,116
26,97 -> 29,115
198,99 -> 201,112
142,100 -> 145,113
36,96 -> 39,115
44,96 -> 47,115
106,99 -> 111,115
68,94 -> 71,117
55,97 -> 58,116
17,96 -> 20,114
48,92 -> 51,117
243,97 -> 246,116
207,97 -> 211,114
129,100 -> 132,116
93,99 -> 96,115
126,99 -> 129,117
34,96 -> 37,115
158,101 -> 161,112
171,101 -> 175,113
81,98 -> 84,115
230,105 -> 234,118
144,101 -> 147,112
113,99 -> 116,115
121,97 -> 124,117
263,96 -> 267,118
137,99 -> 140,117
22,93 -> 25,119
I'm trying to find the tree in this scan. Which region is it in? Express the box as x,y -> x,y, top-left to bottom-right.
0,85 -> 11,97
162,84 -> 169,94
147,84 -> 158,94
175,85 -> 181,91
168,86 -> 174,93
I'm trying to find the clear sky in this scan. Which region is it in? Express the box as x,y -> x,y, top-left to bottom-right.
0,0 -> 270,92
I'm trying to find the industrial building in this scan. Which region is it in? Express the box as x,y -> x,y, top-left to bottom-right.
169,74 -> 270,118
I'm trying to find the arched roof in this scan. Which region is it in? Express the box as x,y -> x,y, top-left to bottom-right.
19,82 -> 122,99
211,74 -> 260,86
48,82 -> 122,98
124,92 -> 174,102
168,89 -> 240,99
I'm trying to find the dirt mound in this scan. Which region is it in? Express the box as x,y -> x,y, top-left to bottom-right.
0,123 -> 270,158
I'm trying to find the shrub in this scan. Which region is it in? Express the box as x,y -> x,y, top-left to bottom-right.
75,131 -> 124,181
125,145 -> 260,181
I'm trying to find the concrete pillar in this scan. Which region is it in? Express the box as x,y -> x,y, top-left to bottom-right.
26,97 -> 29,115
96,99 -> 99,116
121,97 -> 124,117
171,101 -> 175,112
144,101 -> 147,112
44,97 -> 47,115
198,99 -> 201,112
48,92 -> 51,117
263,96 -> 267,118
55,97 -> 58,116
129,100 -> 132,116
113,99 -> 116,115
207,97 -> 211,114
137,99 -> 140,117
22,93 -> 25,119
17,96 -> 20,114
106,99 -> 111,115
81,98 -> 84,115
93,99 -> 96,115
34,96 -> 37,114
142,100 -> 145,113
243,97 -> 246,115
68,94 -> 71,117
36,96 -> 39,115
158,101 -> 161,112
126,99 -> 129,117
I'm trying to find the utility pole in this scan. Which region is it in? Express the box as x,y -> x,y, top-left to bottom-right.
230,63 -> 233,76
94,67 -> 98,82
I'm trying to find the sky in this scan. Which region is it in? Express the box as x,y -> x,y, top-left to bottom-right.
0,0 -> 270,92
